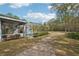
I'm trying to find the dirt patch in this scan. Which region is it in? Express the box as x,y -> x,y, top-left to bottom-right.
17,37 -> 55,56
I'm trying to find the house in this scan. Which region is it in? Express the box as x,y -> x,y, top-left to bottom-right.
0,15 -> 27,42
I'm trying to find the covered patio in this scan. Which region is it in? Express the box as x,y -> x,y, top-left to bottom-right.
0,15 -> 27,41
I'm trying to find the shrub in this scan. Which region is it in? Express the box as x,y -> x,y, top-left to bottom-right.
33,32 -> 48,37
66,32 -> 79,40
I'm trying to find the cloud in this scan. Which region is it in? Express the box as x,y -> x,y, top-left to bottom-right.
48,5 -> 52,10
0,3 -> 5,5
9,3 -> 30,8
24,12 -> 56,23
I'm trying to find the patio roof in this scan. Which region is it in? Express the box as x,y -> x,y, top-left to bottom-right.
0,15 -> 26,24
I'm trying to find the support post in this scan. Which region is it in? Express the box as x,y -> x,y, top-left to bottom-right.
23,24 -> 27,37
0,20 -> 2,42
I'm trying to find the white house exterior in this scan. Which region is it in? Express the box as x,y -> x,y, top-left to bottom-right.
0,15 -> 27,42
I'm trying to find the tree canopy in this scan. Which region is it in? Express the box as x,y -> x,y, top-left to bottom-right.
46,3 -> 79,32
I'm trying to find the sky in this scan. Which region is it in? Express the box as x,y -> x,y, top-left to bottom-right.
0,3 -> 56,23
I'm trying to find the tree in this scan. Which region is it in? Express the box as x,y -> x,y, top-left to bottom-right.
49,3 -> 79,32
6,13 -> 20,19
6,13 -> 13,17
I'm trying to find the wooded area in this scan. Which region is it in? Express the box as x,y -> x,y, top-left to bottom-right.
31,4 -> 79,32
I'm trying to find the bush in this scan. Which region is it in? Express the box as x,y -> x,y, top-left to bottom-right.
33,32 -> 48,37
66,32 -> 79,40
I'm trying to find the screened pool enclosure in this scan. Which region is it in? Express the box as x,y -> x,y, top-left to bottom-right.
0,15 -> 27,41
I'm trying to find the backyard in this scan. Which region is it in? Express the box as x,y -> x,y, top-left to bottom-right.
0,3 -> 79,56
0,32 -> 79,56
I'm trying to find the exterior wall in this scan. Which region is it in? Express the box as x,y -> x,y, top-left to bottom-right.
23,24 -> 27,37
0,20 -> 2,41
